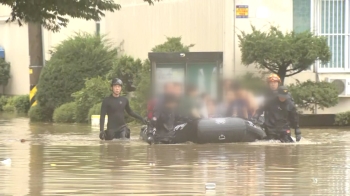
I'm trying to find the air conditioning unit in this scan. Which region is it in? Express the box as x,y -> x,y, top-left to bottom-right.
326,78 -> 350,96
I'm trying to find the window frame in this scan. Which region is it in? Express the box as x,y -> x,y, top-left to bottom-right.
311,0 -> 350,73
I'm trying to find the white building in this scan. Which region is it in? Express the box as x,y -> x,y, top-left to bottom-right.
0,0 -> 349,113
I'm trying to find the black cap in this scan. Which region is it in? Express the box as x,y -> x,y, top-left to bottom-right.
277,86 -> 289,98
111,78 -> 123,86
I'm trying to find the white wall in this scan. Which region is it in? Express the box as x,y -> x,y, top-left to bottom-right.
0,5 -> 95,95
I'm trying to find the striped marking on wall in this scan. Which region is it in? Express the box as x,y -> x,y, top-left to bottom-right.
29,85 -> 37,107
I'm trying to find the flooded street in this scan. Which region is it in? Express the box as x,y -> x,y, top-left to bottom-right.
1,113 -> 350,195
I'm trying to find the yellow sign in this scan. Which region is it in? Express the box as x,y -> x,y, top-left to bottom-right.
236,5 -> 248,18
29,69 -> 33,74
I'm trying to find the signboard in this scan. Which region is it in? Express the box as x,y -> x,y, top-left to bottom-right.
236,5 -> 248,18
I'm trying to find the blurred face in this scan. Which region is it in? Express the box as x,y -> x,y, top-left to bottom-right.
112,84 -> 122,96
226,91 -> 235,102
269,81 -> 279,91
278,96 -> 287,102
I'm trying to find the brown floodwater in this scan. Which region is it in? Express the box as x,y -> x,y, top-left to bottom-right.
1,113 -> 350,195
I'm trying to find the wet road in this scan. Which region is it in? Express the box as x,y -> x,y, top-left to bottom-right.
1,113 -> 350,195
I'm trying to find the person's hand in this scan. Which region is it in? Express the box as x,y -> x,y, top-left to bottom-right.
295,128 -> 301,142
142,118 -> 148,125
99,131 -> 106,140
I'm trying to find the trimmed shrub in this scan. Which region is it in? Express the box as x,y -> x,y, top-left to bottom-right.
288,80 -> 339,113
3,96 -> 16,112
0,95 -> 8,111
334,111 -> 350,126
36,33 -> 119,121
72,77 -> 111,123
53,102 -> 77,123
88,102 -> 102,122
0,58 -> 11,92
13,95 -> 30,113
28,104 -> 51,122
107,55 -> 143,92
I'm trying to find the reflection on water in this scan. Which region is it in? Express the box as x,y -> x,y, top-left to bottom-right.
0,113 -> 350,195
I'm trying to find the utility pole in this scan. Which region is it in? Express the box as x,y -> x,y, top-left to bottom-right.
28,22 -> 44,107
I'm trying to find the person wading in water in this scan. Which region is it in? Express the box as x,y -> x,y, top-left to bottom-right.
99,78 -> 146,140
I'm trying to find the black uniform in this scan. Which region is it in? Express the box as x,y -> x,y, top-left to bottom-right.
254,86 -> 301,142
100,95 -> 143,140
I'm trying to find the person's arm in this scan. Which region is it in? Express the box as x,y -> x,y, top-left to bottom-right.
100,98 -> 108,132
125,98 -> 144,122
289,101 -> 301,141
289,102 -> 300,129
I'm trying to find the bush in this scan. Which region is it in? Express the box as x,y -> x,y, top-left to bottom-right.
28,104 -> 52,122
0,95 -> 8,111
13,95 -> 30,113
0,58 -> 11,92
88,103 -> 102,122
288,80 -> 339,113
36,33 -> 119,121
72,77 -> 111,123
334,111 -> 350,126
3,96 -> 16,112
53,102 -> 77,123
107,55 -> 143,92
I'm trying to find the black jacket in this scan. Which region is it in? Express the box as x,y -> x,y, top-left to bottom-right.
259,97 -> 299,130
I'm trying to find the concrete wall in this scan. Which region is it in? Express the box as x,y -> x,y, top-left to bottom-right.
0,5 -> 95,95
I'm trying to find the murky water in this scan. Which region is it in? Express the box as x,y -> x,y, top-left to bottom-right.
1,113 -> 350,195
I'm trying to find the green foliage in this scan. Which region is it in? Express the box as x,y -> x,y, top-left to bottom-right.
235,72 -> 267,96
53,102 -> 77,123
238,25 -> 331,84
130,60 -> 152,117
0,58 -> 11,90
107,55 -> 143,92
334,111 -> 350,126
36,33 -> 118,120
3,0 -> 160,32
0,95 -> 8,111
288,80 -> 339,113
13,95 -> 30,113
2,96 -> 16,112
152,37 -> 194,52
72,77 -> 111,123
1,95 -> 29,113
88,103 -> 102,123
28,104 -> 52,122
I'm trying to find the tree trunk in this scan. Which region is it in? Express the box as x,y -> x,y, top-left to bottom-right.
277,66 -> 287,85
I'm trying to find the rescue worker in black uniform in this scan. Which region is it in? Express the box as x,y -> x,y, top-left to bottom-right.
99,78 -> 145,140
264,74 -> 294,103
252,86 -> 301,143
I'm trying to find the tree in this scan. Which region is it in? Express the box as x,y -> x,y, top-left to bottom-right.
151,37 -> 194,52
288,80 -> 339,113
107,55 -> 143,92
35,33 -> 118,121
72,77 -> 110,123
2,0 -> 160,32
238,25 -> 331,84
131,37 -> 194,116
0,58 -> 10,94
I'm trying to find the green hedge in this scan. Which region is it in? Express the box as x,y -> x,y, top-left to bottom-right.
72,77 -> 110,123
334,111 -> 350,126
35,33 -> 119,121
53,102 -> 77,123
88,103 -> 102,122
28,104 -> 51,122
0,95 -> 30,113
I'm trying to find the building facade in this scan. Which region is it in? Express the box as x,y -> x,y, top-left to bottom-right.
0,0 -> 349,113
